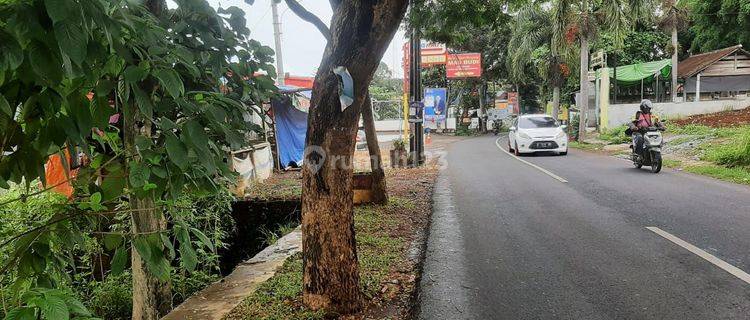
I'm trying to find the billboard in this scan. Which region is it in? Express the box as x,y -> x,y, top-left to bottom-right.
447,53 -> 482,78
424,88 -> 447,124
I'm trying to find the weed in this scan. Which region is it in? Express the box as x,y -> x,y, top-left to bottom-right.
685,165 -> 750,185
599,125 -> 630,144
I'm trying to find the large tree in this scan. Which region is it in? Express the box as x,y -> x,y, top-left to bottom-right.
688,0 -> 750,53
281,0 -> 408,313
551,0 -> 655,139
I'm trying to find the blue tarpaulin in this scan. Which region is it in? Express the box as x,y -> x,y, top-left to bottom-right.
272,86 -> 311,167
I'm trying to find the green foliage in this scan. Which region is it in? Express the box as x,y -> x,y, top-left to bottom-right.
87,273 -> 133,320
0,0 -> 276,317
599,125 -> 631,144
593,30 -> 671,66
688,0 -> 750,53
685,164 -> 750,185
703,131 -> 750,168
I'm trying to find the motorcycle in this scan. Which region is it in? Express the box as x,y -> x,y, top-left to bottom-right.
631,126 -> 664,173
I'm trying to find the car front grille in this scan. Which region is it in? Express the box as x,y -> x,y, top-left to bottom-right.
529,141 -> 559,150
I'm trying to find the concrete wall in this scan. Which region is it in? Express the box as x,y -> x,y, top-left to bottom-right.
607,97 -> 750,127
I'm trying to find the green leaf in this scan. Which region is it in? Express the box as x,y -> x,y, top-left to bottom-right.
129,162 -> 150,188
29,41 -> 62,84
62,295 -> 91,317
0,93 -> 12,116
90,192 -> 102,204
143,182 -> 157,191
54,22 -> 88,66
101,174 -> 126,201
153,69 -> 184,99
151,166 -> 167,179
110,246 -> 128,276
44,0 -> 71,23
176,227 -> 198,271
133,234 -> 170,281
103,234 -> 123,251
190,227 -> 215,252
165,133 -> 189,170
132,86 -> 153,120
123,65 -> 148,83
3,307 -> 36,320
40,291 -> 69,320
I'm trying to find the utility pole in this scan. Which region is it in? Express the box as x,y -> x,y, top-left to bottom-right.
408,0 -> 424,167
271,0 -> 285,85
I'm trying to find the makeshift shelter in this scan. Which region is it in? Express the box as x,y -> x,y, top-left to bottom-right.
678,45 -> 750,101
271,85 -> 312,168
596,59 -> 673,103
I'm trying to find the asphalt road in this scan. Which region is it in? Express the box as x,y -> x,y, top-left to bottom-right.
417,135 -> 750,320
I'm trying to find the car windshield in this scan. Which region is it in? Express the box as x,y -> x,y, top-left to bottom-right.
518,117 -> 558,129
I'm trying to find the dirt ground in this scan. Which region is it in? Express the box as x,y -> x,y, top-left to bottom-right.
672,107 -> 750,127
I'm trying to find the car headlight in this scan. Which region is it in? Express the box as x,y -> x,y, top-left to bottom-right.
518,132 -> 531,139
556,131 -> 566,139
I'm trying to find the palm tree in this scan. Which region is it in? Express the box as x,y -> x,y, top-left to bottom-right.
551,0 -> 655,140
658,0 -> 689,102
507,4 -> 571,120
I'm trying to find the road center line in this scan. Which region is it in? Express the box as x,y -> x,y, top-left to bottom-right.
646,226 -> 750,285
494,138 -> 568,183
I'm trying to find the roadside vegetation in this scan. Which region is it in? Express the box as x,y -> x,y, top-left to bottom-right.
570,108 -> 750,186
225,167 -> 438,319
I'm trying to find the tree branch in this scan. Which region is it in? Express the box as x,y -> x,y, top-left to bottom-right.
284,0 -> 331,42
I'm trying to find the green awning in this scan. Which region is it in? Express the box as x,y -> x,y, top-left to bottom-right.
596,59 -> 672,86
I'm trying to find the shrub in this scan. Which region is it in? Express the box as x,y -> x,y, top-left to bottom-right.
87,273 -> 133,320
599,125 -> 630,144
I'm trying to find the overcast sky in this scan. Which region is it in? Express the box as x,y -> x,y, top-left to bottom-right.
205,0 -> 407,78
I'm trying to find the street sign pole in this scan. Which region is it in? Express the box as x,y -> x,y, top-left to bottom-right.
408,0 -> 424,167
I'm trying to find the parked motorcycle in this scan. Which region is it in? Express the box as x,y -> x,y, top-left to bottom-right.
631,126 -> 664,173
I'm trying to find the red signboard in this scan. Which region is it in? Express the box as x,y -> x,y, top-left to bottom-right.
446,53 -> 482,78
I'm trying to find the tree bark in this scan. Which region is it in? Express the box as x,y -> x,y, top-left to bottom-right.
301,0 -> 408,314
124,107 -> 171,320
671,25 -> 678,102
361,93 -> 387,204
578,35 -> 589,142
552,86 -> 560,121
130,1 -> 171,319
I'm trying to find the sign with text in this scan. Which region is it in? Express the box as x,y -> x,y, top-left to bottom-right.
447,53 -> 482,78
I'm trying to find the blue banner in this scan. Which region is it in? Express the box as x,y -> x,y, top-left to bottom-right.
424,88 -> 447,124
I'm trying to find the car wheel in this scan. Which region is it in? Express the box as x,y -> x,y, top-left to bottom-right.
560,151 -> 567,156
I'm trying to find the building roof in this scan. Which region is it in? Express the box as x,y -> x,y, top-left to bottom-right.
678,45 -> 749,78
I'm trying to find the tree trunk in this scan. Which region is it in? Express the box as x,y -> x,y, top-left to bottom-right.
578,35 -> 589,142
361,93 -> 387,204
671,25 -> 678,102
130,1 -> 171,318
301,0 -> 408,314
552,86 -> 560,121
124,107 -> 171,320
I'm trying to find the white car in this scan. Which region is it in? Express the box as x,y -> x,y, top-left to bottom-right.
508,114 -> 568,156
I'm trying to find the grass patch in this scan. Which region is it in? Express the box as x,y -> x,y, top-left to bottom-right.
569,141 -> 604,151
246,177 -> 302,200
230,190 -> 415,319
701,130 -> 750,168
684,165 -> 750,185
230,253 -> 326,320
662,159 -> 683,168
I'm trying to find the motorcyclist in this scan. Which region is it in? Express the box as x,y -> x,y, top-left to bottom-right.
628,99 -> 664,156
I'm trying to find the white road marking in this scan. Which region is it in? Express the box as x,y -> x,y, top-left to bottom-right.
494,138 -> 568,183
646,226 -> 750,285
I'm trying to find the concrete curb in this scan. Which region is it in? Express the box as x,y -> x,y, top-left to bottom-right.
163,227 -> 302,320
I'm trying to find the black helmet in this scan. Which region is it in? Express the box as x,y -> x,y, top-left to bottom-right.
640,99 -> 653,113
